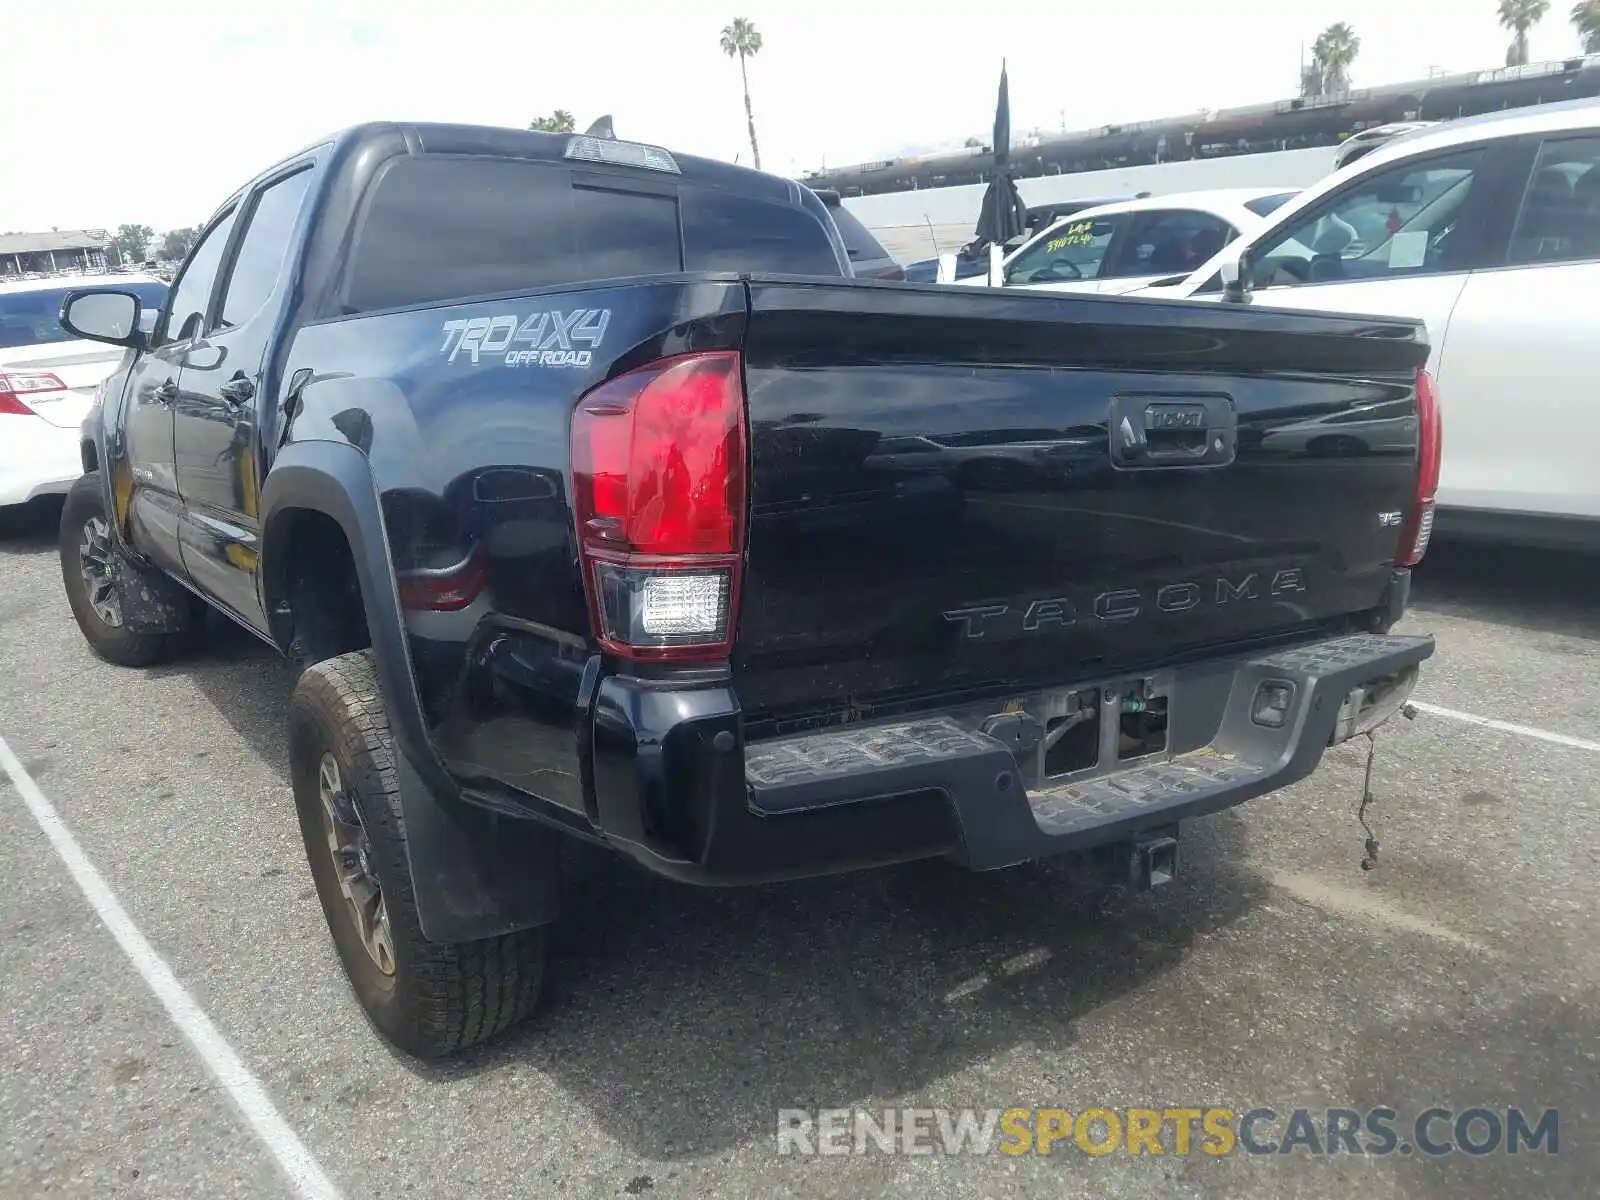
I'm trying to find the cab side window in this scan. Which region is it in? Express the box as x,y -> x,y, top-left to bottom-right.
217,167 -> 315,330
1507,136 -> 1600,265
1107,210 -> 1236,279
1246,148 -> 1487,288
159,208 -> 239,344
1004,216 -> 1121,285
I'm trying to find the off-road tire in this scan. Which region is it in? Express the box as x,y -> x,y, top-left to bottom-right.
289,650 -> 545,1058
58,474 -> 192,667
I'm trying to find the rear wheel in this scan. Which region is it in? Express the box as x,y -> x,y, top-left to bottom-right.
289,651 -> 545,1057
58,474 -> 192,667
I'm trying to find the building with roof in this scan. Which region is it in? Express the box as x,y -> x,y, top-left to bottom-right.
0,229 -> 113,276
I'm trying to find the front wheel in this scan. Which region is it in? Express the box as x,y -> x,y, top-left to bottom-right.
58,474 -> 192,667
289,651 -> 545,1057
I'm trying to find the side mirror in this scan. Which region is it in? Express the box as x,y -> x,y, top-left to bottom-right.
1218,245 -> 1254,305
60,289 -> 145,347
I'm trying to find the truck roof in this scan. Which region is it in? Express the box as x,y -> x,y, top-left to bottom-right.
240,122 -> 801,213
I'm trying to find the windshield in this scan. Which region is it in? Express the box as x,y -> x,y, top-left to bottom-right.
826,203 -> 889,264
1003,216 -> 1118,285
0,282 -> 168,348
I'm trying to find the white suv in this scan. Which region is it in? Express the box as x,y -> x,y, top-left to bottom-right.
1135,98 -> 1600,550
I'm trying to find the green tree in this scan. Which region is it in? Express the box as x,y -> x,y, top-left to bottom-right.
528,110 -> 576,133
1572,0 -> 1600,51
110,222 -> 153,265
1310,23 -> 1361,94
1500,0 -> 1552,65
720,17 -> 763,170
160,227 -> 199,262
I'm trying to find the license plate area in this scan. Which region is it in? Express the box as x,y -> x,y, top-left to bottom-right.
951,675 -> 1172,791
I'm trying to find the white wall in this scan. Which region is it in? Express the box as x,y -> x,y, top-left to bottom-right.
844,146 -> 1339,263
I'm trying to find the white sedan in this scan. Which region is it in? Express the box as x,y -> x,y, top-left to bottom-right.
957,187 -> 1299,295
0,274 -> 167,514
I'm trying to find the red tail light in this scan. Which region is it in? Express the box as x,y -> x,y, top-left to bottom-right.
0,371 -> 66,416
570,351 -> 747,661
1396,368 -> 1441,567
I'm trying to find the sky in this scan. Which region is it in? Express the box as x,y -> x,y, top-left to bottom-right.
3,0 -> 1591,234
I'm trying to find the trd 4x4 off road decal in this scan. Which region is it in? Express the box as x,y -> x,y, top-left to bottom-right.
439,308 -> 611,367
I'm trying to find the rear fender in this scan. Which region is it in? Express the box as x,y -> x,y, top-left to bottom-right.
259,439 -> 562,940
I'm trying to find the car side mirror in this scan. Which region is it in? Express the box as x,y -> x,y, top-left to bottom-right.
60,289 -> 146,348
1218,245 -> 1254,304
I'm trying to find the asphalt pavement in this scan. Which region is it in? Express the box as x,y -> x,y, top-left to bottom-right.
1,497 -> 1596,1199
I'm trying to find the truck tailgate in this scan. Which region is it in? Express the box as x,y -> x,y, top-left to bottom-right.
733,279 -> 1429,726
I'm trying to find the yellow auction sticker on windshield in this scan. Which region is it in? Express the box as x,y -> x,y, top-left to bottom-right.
1045,221 -> 1096,254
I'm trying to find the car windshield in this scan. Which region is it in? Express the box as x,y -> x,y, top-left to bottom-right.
1003,217 -> 1118,285
826,203 -> 889,264
0,282 -> 168,348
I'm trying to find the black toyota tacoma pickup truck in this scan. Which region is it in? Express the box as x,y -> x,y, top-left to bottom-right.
56,122 -> 1437,1058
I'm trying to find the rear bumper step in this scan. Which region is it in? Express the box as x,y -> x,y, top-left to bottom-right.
589,632 -> 1434,882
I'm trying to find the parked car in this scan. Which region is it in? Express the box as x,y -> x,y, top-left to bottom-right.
900,196 -> 1141,283
961,188 -> 1300,295
812,188 -> 904,280
58,121 -> 1433,1058
0,274 -> 167,518
1130,96 -> 1600,549
1334,121 -> 1441,171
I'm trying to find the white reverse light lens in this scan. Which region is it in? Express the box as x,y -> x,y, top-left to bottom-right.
640,573 -> 725,636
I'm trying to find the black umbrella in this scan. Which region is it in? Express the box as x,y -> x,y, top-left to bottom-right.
973,62 -> 1028,252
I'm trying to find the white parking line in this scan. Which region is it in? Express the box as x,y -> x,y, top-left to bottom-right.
1412,701 -> 1600,754
0,734 -> 344,1200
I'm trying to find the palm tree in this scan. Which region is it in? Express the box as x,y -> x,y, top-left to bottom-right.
529,110 -> 575,133
1500,0 -> 1551,66
720,17 -> 763,170
1573,0 -> 1600,51
1311,23 -> 1361,94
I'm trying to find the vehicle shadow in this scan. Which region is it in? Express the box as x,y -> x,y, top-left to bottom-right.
165,616 -> 1271,1162
1412,539 -> 1600,640
424,814 -> 1266,1160
0,496 -> 64,556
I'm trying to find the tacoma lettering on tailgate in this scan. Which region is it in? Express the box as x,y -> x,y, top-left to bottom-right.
944,569 -> 1307,639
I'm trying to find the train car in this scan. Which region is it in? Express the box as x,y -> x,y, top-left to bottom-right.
807,55 -> 1600,198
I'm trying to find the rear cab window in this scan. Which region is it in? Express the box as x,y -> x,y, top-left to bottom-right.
341,155 -> 843,314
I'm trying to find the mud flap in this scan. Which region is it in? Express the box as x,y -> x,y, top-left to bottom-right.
391,743 -> 564,943
114,558 -> 197,635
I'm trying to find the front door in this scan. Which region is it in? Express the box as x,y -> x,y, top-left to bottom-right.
173,165 -> 316,632
1184,143 -> 1510,369
121,206 -> 242,579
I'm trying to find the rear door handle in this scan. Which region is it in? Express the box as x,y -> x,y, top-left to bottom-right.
218,375 -> 256,408
153,379 -> 178,407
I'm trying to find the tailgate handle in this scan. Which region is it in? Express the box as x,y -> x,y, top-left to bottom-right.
1112,395 -> 1236,469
